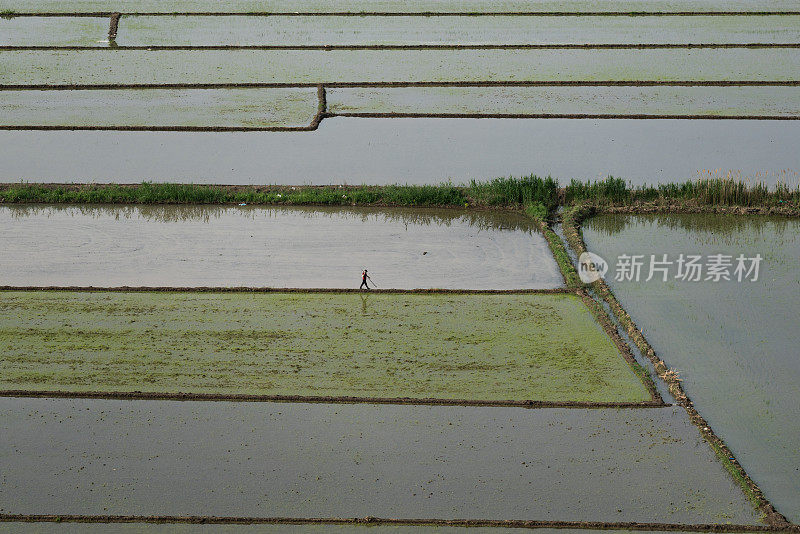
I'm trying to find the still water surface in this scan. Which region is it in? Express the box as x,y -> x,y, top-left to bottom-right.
584,213 -> 800,522
1,119 -> 797,186
0,204 -> 561,289
0,399 -> 760,523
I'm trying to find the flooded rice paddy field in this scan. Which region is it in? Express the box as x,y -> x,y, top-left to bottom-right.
327,86 -> 800,117
0,291 -> 651,402
583,214 -> 800,522
7,87 -> 798,129
0,204 -> 561,289
0,399 -> 761,523
6,15 -> 799,47
6,49 -> 797,85
2,1 -> 797,529
3,0 -> 798,12
2,119 -> 799,185
0,89 -> 320,129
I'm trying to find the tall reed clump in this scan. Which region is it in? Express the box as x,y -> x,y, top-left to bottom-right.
564,170 -> 800,207
678,169 -> 800,206
468,175 -> 559,212
564,176 -> 629,204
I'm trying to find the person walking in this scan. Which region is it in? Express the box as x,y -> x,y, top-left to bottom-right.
360,269 -> 373,290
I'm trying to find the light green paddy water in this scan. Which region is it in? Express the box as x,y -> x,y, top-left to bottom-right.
0,291 -> 651,402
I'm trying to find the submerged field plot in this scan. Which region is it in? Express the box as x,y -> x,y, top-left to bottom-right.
583,213 -> 800,523
4,14 -> 800,47
0,291 -> 652,403
2,120 -> 799,185
0,1 -> 798,129
0,204 -> 562,289
0,399 -> 761,523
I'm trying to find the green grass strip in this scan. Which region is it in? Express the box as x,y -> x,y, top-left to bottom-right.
0,176 -> 561,208
523,201 -> 582,289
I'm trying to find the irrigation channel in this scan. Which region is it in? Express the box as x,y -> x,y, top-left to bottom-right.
582,213 -> 800,524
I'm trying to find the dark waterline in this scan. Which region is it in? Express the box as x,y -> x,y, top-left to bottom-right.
1,118 -> 798,186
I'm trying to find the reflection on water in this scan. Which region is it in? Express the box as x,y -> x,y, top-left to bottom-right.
0,204 -> 560,289
583,213 -> 800,522
588,212 -> 795,241
3,203 -> 536,233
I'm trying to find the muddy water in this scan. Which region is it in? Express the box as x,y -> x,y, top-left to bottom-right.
583,214 -> 800,522
0,399 -> 760,523
0,204 -> 561,289
1,119 -> 797,185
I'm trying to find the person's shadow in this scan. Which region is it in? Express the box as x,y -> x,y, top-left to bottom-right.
360,293 -> 370,316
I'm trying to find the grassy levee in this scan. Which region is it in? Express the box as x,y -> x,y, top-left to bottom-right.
2,175 -> 797,209
0,182 -> 465,206
560,202 -> 792,526
0,176 -> 561,208
0,291 -> 652,403
523,201 -> 582,289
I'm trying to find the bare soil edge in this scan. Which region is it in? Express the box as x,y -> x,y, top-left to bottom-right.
560,202 -> 796,527
0,515 -> 797,531
107,12 -> 119,39
0,390 -> 665,408
0,286 -> 572,294
599,203 -> 800,218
